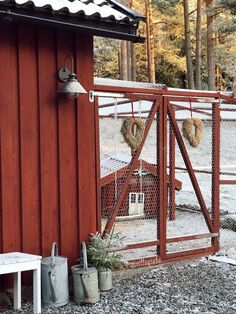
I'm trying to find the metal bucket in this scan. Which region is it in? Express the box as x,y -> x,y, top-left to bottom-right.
72,242 -> 99,304
41,242 -> 69,307
98,268 -> 112,291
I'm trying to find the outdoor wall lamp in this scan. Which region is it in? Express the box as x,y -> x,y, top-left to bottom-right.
57,54 -> 87,99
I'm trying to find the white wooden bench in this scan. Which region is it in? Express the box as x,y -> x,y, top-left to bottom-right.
0,252 -> 42,313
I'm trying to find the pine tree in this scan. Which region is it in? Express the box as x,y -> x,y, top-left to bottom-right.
195,0 -> 203,89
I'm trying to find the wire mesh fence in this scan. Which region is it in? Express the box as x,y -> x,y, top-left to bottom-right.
219,106 -> 236,233
99,96 -> 160,261
166,101 -> 214,254
97,89 -> 236,265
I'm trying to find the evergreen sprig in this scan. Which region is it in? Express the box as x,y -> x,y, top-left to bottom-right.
87,233 -> 127,270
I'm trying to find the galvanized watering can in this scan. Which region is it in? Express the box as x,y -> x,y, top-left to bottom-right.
72,242 -> 99,304
41,242 -> 69,307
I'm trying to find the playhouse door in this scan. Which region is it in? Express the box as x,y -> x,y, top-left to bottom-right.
128,192 -> 144,216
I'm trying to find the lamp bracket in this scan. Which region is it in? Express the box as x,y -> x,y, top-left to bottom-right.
58,67 -> 71,83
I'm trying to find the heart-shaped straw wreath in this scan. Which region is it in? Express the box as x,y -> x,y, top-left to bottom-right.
182,118 -> 204,148
121,117 -> 145,155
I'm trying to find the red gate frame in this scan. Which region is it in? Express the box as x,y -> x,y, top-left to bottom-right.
95,84 -> 236,267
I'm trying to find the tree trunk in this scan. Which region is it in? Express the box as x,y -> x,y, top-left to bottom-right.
131,43 -> 137,81
183,0 -> 195,89
127,41 -> 132,81
206,0 -> 216,90
129,0 -> 136,81
120,40 -> 128,80
145,0 -> 155,83
195,0 -> 202,89
233,77 -> 236,95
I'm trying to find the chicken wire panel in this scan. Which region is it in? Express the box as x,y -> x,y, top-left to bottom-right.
220,107 -> 236,235
220,185 -> 236,229
166,103 -> 214,253
99,96 -> 160,258
220,118 -> 236,181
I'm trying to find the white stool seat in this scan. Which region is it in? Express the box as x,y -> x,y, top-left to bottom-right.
0,252 -> 42,313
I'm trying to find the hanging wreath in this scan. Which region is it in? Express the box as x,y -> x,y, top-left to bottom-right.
182,118 -> 204,148
121,118 -> 145,155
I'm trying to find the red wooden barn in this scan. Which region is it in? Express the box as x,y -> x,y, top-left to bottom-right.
101,154 -> 182,218
0,0 -> 144,265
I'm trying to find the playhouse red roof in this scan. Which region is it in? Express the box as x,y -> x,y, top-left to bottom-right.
101,154 -> 182,191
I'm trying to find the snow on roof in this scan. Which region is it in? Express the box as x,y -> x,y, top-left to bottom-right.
100,153 -> 182,190
95,77 -> 166,90
0,0 -> 141,24
101,153 -> 131,178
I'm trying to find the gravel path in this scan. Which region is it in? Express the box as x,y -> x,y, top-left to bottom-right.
2,258 -> 236,314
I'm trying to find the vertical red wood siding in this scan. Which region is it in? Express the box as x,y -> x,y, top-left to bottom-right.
38,28 -> 60,257
18,25 -> 41,255
76,36 -> 97,242
56,31 -> 79,262
0,24 -> 21,253
0,23 -> 97,266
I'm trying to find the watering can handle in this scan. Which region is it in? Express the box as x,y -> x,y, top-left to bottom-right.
51,242 -> 58,266
82,242 -> 88,271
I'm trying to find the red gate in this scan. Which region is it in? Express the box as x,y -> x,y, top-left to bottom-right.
95,79 -> 236,267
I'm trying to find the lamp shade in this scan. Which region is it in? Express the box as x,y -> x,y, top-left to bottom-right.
58,73 -> 87,99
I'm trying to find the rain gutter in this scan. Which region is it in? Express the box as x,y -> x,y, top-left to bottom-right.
0,9 -> 145,43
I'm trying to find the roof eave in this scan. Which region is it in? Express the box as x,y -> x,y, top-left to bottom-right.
109,0 -> 146,21
0,7 -> 145,43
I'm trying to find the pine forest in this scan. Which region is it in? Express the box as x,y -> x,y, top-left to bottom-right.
94,0 -> 236,92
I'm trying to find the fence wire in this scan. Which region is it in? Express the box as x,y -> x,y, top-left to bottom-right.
219,106 -> 236,233
98,94 -> 236,263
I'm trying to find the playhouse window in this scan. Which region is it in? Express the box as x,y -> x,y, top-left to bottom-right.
129,193 -> 145,216
138,193 -> 144,203
130,194 -> 136,203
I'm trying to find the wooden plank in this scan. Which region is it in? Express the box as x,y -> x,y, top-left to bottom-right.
18,24 -> 40,254
162,97 -> 168,257
219,180 -> 236,185
212,102 -> 220,250
0,119 -> 2,253
37,28 -> 60,256
76,35 -> 97,242
167,232 -> 219,243
169,107 -> 176,220
128,247 -> 216,268
165,247 -> 216,260
109,240 -> 161,252
56,31 -> 78,263
94,84 -> 221,98
94,97 -> 101,233
0,24 -> 21,252
220,94 -> 236,104
157,96 -> 167,259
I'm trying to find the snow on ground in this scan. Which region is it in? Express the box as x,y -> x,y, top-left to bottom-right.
104,211 -> 236,261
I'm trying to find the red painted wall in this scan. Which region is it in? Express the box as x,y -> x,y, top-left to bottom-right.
0,23 -> 98,266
